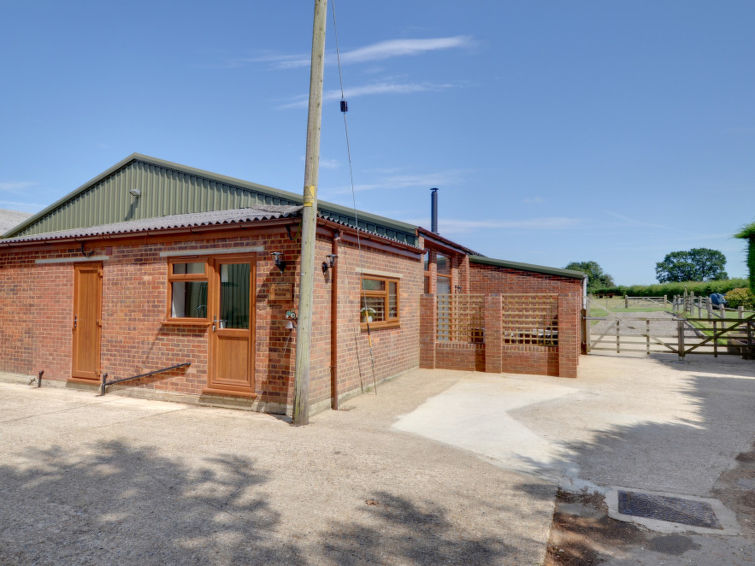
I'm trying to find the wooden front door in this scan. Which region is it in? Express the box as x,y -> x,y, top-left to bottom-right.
72,263 -> 102,381
207,259 -> 255,395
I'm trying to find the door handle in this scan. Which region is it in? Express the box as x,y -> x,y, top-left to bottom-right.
212,316 -> 217,332
73,315 -> 77,329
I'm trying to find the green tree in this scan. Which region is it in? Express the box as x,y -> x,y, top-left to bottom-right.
655,248 -> 728,283
734,222 -> 755,293
564,261 -> 614,292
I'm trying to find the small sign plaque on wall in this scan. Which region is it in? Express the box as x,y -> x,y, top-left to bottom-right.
270,283 -> 293,301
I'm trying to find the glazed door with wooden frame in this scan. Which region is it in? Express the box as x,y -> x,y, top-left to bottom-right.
72,263 -> 102,381
208,259 -> 255,395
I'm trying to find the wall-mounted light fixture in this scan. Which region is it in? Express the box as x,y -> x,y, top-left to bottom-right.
321,254 -> 338,273
129,187 -> 141,198
271,251 -> 286,273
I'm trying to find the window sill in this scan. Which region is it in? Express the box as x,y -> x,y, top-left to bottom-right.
162,319 -> 212,327
361,321 -> 400,331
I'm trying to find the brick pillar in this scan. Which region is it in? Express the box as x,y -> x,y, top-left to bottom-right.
558,293 -> 578,378
459,255 -> 470,293
419,294 -> 436,369
428,252 -> 437,295
484,294 -> 502,373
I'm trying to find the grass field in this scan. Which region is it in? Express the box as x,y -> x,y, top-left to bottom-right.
588,297 -> 671,315
684,317 -> 753,346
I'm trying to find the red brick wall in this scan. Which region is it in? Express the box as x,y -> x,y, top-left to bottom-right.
435,343 -> 484,371
0,230 -> 302,408
417,263 -> 583,377
469,263 -> 583,377
0,226 -> 423,414
419,294 -> 436,369
309,236 -> 422,408
0,249 -> 75,379
469,263 -> 584,299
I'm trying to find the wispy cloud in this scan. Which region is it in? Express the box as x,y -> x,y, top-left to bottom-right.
523,196 -> 545,204
0,199 -> 43,210
329,36 -> 473,66
319,158 -> 340,169
402,217 -> 582,234
300,156 -> 340,169
602,211 -> 671,230
278,81 -> 457,109
0,181 -> 36,192
236,36 -> 473,70
327,170 -> 467,194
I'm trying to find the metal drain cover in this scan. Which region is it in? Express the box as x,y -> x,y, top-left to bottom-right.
617,490 -> 722,529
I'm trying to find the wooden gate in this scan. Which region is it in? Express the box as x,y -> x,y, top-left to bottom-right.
583,312 -> 755,358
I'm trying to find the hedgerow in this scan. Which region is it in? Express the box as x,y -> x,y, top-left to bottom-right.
594,278 -> 749,298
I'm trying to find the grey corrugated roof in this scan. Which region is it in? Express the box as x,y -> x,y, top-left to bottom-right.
469,255 -> 587,280
0,205 -> 302,246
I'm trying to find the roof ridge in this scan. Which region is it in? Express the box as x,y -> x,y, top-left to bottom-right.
3,154 -> 418,244
469,255 -> 586,280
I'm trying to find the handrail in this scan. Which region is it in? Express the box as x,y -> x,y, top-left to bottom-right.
98,362 -> 191,396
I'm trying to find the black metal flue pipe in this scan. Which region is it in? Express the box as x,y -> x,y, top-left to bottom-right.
430,187 -> 439,233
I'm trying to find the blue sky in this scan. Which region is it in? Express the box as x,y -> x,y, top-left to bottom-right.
1,0 -> 753,284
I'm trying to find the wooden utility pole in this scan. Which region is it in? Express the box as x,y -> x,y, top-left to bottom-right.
292,0 -> 328,426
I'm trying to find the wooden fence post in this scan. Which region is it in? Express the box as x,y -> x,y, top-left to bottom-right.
739,306 -> 744,320
581,308 -> 589,354
646,319 -> 650,355
616,319 -> 620,353
677,320 -> 685,359
624,295 -> 629,309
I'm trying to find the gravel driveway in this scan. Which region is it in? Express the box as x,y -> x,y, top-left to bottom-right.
0,372 -> 554,566
2,351 -> 752,566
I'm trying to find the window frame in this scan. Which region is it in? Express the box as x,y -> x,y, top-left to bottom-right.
436,252 -> 452,295
165,258 -> 211,325
360,274 -> 400,329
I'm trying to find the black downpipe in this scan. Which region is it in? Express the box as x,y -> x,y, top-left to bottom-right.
430,187 -> 439,234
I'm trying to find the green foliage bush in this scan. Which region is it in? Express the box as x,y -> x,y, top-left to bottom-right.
724,288 -> 754,309
734,223 -> 755,293
594,278 -> 749,298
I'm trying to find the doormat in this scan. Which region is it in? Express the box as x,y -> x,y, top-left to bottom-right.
617,490 -> 722,529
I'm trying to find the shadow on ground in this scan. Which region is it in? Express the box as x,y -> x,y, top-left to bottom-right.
514,357 -> 755,564
0,441 -> 301,565
320,491 -> 515,565
0,439 -> 520,565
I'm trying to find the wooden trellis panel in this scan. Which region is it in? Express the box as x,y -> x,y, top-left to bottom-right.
437,294 -> 485,343
502,294 -> 559,350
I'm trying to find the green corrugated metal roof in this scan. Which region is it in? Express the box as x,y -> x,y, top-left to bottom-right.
469,255 -> 586,279
3,153 -> 418,245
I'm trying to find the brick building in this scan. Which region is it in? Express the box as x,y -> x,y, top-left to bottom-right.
0,154 -> 585,415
